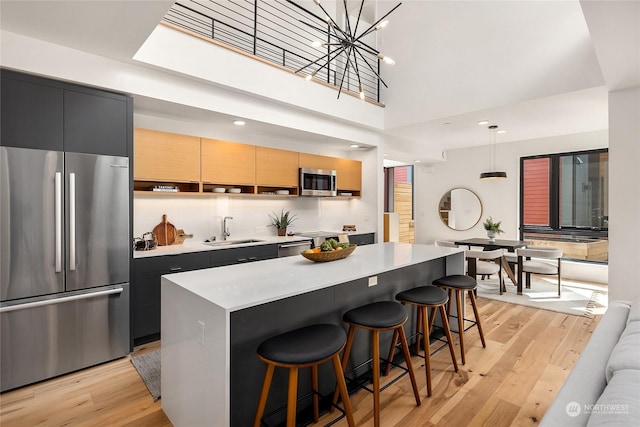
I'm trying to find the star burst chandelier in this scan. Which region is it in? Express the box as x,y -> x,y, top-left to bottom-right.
296,0 -> 401,101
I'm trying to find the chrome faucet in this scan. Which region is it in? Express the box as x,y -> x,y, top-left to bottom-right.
223,216 -> 233,240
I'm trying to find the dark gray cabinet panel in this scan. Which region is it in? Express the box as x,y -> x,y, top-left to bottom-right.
132,245 -> 280,344
1,69 -> 130,157
135,251 -> 211,275
0,74 -> 64,150
132,252 -> 210,345
228,260 -> 446,426
210,244 -> 278,267
64,89 -> 128,156
349,232 -> 375,246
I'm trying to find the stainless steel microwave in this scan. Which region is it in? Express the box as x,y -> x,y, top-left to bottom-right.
299,168 -> 337,196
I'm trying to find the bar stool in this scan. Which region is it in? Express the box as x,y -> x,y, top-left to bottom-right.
332,301 -> 421,427
432,275 -> 486,365
253,324 -> 355,427
386,285 -> 459,397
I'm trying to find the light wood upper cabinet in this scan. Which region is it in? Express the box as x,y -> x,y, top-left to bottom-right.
298,153 -> 338,171
134,128 -> 200,183
201,138 -> 256,185
133,128 -> 361,196
335,158 -> 362,192
256,147 -> 299,187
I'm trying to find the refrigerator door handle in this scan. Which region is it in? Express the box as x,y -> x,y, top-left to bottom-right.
69,172 -> 76,271
0,287 -> 124,314
55,172 -> 62,273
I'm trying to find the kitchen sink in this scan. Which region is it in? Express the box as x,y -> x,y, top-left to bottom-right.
203,239 -> 264,247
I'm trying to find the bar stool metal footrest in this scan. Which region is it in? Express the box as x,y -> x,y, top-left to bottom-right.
341,354 -> 411,395
258,390 -> 348,427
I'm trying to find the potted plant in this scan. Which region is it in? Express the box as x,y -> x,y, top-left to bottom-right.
268,209 -> 297,236
483,216 -> 503,242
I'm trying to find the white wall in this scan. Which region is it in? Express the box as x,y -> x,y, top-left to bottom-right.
414,129 -> 609,282
608,87 -> 640,301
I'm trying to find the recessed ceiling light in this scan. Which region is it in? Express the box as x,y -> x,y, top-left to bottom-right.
443,122 -> 451,125
350,144 -> 360,148
383,153 -> 388,157
478,120 -> 489,125
233,120 -> 246,126
414,160 -> 421,163
497,130 -> 506,134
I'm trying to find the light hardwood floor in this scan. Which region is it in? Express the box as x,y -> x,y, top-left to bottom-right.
0,297 -> 600,426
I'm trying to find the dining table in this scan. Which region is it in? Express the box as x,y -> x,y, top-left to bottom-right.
454,238 -> 529,293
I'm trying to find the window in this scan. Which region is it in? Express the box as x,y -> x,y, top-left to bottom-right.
520,149 -> 608,262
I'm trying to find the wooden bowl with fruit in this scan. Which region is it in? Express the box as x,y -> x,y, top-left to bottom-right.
300,239 -> 356,262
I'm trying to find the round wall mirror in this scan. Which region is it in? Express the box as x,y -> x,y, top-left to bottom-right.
438,188 -> 482,230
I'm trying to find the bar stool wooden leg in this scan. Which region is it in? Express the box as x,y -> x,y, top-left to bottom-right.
455,289 -> 466,365
372,330 -> 381,427
447,289 -> 454,317
384,329 -> 399,376
468,290 -> 486,348
311,365 -> 319,423
286,367 -> 298,427
331,326 -> 355,409
439,305 -> 459,373
420,305 -> 433,397
254,364 -> 275,427
428,306 -> 437,334
331,354 -> 356,426
398,325 -> 421,405
415,306 -> 423,354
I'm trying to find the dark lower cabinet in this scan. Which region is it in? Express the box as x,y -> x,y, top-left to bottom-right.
210,244 -> 278,267
132,251 -> 210,346
349,232 -> 375,246
132,245 -> 279,345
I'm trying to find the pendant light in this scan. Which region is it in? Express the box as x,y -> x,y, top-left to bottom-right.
480,125 -> 507,180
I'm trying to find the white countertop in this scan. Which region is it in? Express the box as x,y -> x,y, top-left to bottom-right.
162,242 -> 462,311
133,231 -> 375,258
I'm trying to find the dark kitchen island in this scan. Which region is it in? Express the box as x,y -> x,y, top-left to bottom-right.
161,242 -> 464,426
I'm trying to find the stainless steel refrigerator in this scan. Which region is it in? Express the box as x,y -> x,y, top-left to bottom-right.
0,146 -> 130,392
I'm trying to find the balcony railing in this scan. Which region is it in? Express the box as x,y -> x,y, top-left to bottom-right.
163,0 -> 384,103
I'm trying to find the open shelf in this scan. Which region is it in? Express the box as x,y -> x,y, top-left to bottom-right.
256,186 -> 299,196
202,183 -> 256,195
134,180 -> 200,194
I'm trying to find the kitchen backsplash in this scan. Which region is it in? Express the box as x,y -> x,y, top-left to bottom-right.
134,195 -> 371,242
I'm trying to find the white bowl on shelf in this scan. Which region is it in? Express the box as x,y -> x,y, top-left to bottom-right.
228,188 -> 241,193
275,190 -> 290,195
213,188 -> 226,193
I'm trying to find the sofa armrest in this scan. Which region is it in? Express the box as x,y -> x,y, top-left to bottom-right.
540,302 -> 631,426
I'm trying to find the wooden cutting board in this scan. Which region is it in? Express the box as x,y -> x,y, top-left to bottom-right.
174,229 -> 194,245
152,214 -> 177,246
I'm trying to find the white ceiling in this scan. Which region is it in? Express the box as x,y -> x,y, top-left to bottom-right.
1,0 -> 638,163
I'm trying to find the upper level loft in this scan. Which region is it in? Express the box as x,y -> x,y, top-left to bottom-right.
162,0 -> 397,105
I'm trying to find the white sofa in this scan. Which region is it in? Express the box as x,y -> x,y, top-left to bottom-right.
540,297 -> 640,426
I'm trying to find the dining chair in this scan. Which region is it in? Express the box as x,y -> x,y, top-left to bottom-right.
465,248 -> 506,294
516,248 -> 563,296
434,240 -> 458,248
504,245 -> 556,276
